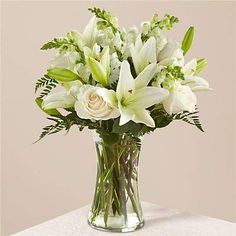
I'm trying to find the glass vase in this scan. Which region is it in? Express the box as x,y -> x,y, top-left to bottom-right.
88,131 -> 144,232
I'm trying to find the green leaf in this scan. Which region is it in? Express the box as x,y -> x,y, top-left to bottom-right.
35,97 -> 61,116
194,58 -> 207,75
47,68 -> 80,82
181,26 -> 194,55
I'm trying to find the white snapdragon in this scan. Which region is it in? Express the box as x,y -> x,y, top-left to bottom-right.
130,35 -> 157,74
50,51 -> 80,72
110,52 -> 121,84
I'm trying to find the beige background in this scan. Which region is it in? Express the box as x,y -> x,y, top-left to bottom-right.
1,1 -> 236,235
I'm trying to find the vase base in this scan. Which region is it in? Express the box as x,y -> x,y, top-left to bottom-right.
88,220 -> 144,233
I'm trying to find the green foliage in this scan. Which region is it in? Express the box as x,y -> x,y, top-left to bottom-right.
194,58 -> 208,75
174,108 -> 204,132
88,7 -> 119,34
36,110 -> 109,142
112,119 -> 142,137
35,117 -> 66,143
35,75 -> 58,98
181,26 -> 195,55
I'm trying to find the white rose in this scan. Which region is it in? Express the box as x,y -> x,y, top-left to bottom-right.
163,81 -> 197,115
75,85 -> 120,120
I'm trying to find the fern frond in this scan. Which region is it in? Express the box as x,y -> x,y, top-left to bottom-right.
174,108 -> 204,132
35,75 -> 58,98
35,118 -> 66,143
39,80 -> 58,98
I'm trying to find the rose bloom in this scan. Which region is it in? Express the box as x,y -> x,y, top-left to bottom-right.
75,85 -> 120,120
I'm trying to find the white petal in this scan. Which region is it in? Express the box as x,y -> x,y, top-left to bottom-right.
182,59 -> 197,75
42,92 -> 75,110
163,82 -> 197,115
134,34 -> 143,52
118,103 -> 135,126
130,44 -> 144,74
116,60 -> 135,101
97,88 -> 118,107
128,87 -> 169,109
135,63 -> 157,89
133,109 -> 155,127
140,37 -> 157,63
184,75 -> 211,91
74,100 -> 91,119
83,46 -> 94,58
50,54 -> 69,68
157,39 -> 180,62
83,16 -> 97,47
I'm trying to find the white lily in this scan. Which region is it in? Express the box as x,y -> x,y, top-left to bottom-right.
182,59 -> 211,91
130,35 -> 157,74
163,81 -> 197,115
85,46 -> 110,87
183,75 -> 211,91
97,60 -> 169,127
42,81 -> 81,110
157,39 -> 184,66
182,59 -> 197,75
79,16 -> 97,48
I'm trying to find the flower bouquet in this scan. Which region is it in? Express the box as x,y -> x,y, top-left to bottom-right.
35,7 -> 210,232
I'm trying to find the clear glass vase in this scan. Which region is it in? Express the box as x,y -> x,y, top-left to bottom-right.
88,131 -> 144,232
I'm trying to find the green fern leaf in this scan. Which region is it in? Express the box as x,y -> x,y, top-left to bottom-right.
174,108 -> 204,132
35,75 -> 58,98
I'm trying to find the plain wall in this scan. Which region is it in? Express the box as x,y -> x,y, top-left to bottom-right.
1,1 -> 236,235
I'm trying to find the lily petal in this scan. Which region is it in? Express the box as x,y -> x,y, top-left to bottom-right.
83,16 -> 97,47
130,44 -> 144,74
184,75 -> 211,91
118,103 -> 135,126
42,92 -> 75,110
135,63 -> 157,89
133,109 -> 155,127
140,36 -> 157,63
116,60 -> 135,100
182,59 -> 197,75
128,87 -> 169,109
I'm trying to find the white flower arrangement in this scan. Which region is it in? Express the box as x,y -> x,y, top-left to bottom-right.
35,7 -> 210,141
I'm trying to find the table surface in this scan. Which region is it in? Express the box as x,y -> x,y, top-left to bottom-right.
12,202 -> 236,236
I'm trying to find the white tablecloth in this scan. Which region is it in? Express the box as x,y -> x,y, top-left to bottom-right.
12,202 -> 236,236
